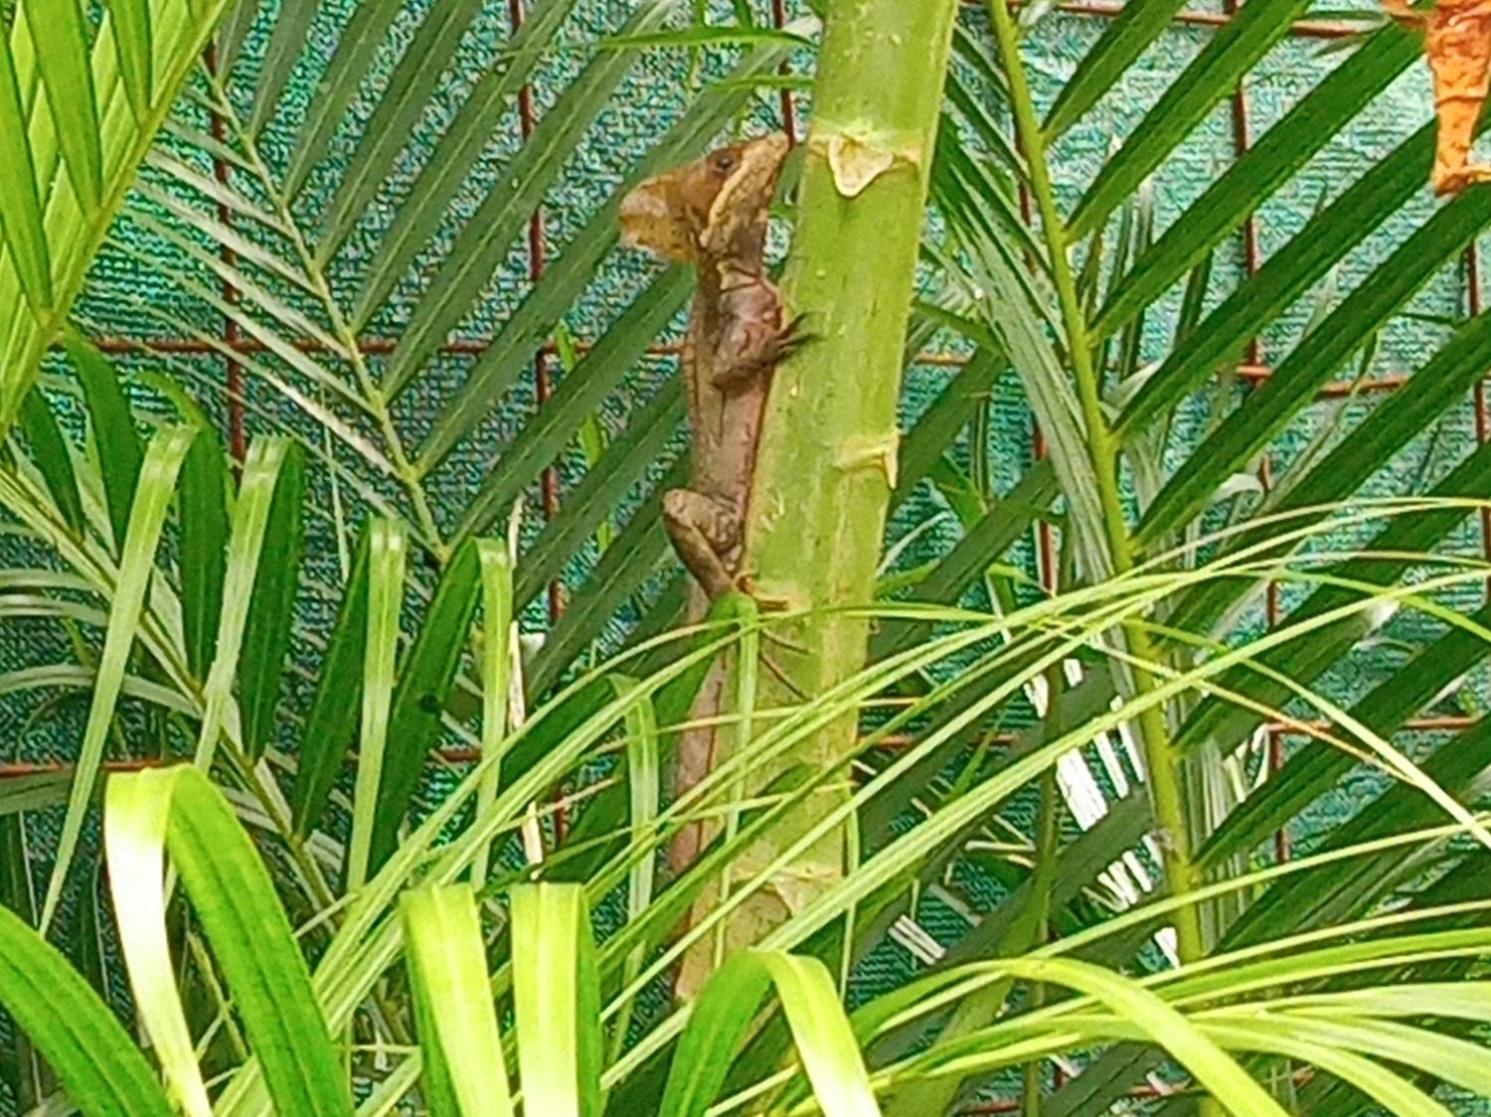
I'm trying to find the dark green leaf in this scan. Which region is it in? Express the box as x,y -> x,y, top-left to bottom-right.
282,0 -> 406,201
892,348 -> 1001,507
18,387 -> 84,533
413,31 -> 799,468
368,540 -> 485,872
1178,436 -> 1491,756
347,0 -> 574,317
1042,0 -> 1189,137
1137,186 -> 1491,541
216,0 -> 264,77
246,0 -> 322,137
1114,122 -> 1430,436
1222,716 -> 1491,948
1092,26 -> 1420,340
516,378 -> 686,606
458,267 -> 692,543
238,441 -> 306,758
874,462 -> 1057,657
293,524 -> 371,836
178,423 -> 230,680
382,0 -> 677,399
528,480 -> 682,697
65,328 -> 145,552
1200,597 -> 1491,868
1068,0 -> 1311,239
313,0 -> 486,253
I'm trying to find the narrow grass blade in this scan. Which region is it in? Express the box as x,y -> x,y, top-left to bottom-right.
65,329 -> 145,552
454,268 -> 691,544
401,885 -> 515,1117
217,0 -> 264,77
514,377 -> 685,602
347,517 -> 406,892
1114,123 -> 1429,436
1138,189 -> 1491,541
413,25 -> 795,467
511,884 -> 604,1117
293,525 -> 372,835
1202,1019 -> 1455,1117
0,902 -> 170,1116
526,488 -> 679,696
106,766 -> 354,1115
471,539 -> 514,887
368,538 -> 483,871
238,440 -> 305,758
195,437 -> 290,772
41,424 -> 196,931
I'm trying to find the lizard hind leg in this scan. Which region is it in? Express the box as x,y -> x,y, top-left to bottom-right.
663,488 -> 742,600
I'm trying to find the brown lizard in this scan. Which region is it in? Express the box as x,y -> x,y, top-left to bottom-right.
620,132 -> 795,874
1387,0 -> 1491,194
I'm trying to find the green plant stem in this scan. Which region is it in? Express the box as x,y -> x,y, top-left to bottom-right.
986,0 -> 1205,963
692,0 -> 959,988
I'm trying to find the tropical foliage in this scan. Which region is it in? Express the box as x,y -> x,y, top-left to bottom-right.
0,0 -> 1490,1114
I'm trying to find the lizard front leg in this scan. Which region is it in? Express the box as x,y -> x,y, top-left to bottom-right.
662,489 -> 741,599
708,276 -> 803,390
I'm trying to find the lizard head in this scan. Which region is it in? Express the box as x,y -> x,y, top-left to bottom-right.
620,132 -> 791,266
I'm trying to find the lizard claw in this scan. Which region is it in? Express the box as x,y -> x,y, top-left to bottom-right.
774,313 -> 816,361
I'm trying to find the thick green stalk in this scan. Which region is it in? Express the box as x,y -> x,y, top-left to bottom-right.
986,0 -> 1206,961
695,0 -> 960,976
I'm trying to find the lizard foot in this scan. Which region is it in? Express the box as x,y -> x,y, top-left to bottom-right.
663,488 -> 741,600
710,312 -> 817,389
733,572 -> 794,612
773,313 -> 816,362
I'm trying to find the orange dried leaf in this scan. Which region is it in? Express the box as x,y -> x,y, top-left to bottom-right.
1390,0 -> 1491,194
